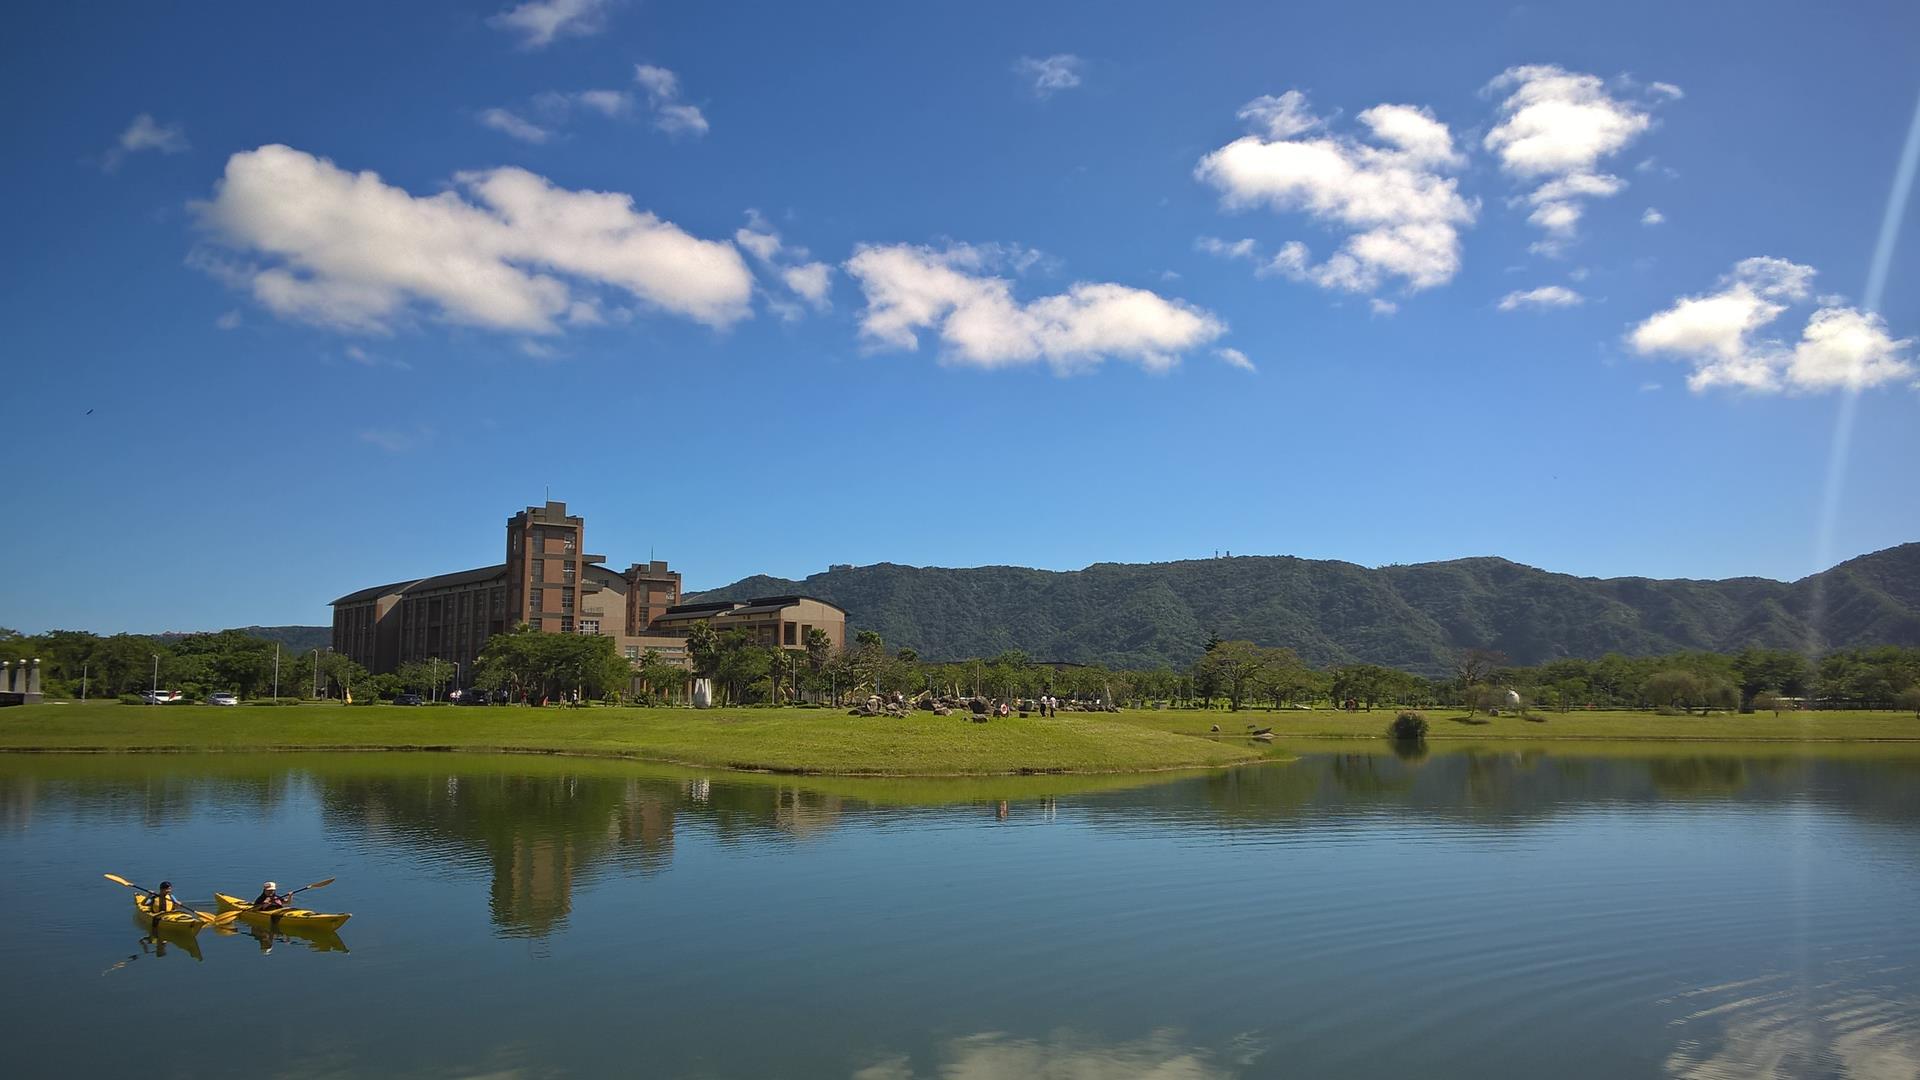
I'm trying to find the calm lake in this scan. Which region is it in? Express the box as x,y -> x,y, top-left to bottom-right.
4,746 -> 1919,1078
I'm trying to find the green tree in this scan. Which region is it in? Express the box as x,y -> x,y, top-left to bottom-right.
1193,640 -> 1270,711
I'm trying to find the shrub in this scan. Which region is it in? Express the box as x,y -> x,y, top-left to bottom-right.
244,698 -> 305,706
117,693 -> 146,705
1891,685 -> 1920,719
1388,710 -> 1429,741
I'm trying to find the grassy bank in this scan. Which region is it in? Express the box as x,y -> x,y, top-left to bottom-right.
0,701 -> 1259,776
1111,706 -> 1920,743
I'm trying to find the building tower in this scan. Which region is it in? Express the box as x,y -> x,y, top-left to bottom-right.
504,501 -> 601,633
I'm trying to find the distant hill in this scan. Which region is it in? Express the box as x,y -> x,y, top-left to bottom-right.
157,625 -> 332,654
688,544 -> 1920,676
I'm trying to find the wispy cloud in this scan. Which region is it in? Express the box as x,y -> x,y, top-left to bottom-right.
735,209 -> 833,316
489,0 -> 610,49
1014,54 -> 1085,98
103,114 -> 188,172
634,65 -> 708,136
358,426 -> 435,453
1641,207 -> 1665,226
1498,285 -> 1584,311
479,108 -> 553,144
1215,347 -> 1257,372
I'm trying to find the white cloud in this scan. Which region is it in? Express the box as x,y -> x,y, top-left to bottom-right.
193,144 -> 755,335
734,211 -> 832,313
1628,257 -> 1914,393
1641,207 -> 1665,226
1369,298 -> 1398,315
1194,236 -> 1259,260
1498,284 -> 1584,310
782,263 -> 833,309
1787,306 -> 1917,391
845,242 -> 1226,374
634,65 -> 708,136
489,0 -> 609,48
104,114 -> 188,171
574,89 -> 633,117
214,309 -> 242,330
1484,65 -> 1665,248
479,108 -> 554,144
486,90 -> 631,142
1014,54 -> 1085,98
1639,381 -> 1662,392
343,344 -> 412,370
1195,90 -> 1474,295
1215,346 -> 1257,372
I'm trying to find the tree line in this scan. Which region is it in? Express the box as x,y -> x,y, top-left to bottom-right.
4,624 -> 1916,714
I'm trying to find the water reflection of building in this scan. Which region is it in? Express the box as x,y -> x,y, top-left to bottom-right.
317,768 -> 778,937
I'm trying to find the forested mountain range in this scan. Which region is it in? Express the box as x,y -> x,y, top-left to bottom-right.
156,625 -> 332,654
689,544 -> 1920,676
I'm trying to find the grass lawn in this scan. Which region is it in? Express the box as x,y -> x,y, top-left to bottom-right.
0,701 -> 1261,777
1110,706 -> 1920,742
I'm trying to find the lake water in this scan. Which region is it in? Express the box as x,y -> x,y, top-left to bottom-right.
4,746 -> 1919,1078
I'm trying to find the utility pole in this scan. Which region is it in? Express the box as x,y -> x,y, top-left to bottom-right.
151,654 -> 159,698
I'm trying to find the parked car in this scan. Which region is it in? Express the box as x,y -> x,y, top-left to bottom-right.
142,690 -> 183,705
393,693 -> 424,706
208,692 -> 239,706
457,689 -> 491,706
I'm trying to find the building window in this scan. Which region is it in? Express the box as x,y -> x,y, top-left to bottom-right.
624,646 -> 639,659
578,619 -> 600,635
529,589 -> 543,615
784,622 -> 797,646
560,618 -> 574,634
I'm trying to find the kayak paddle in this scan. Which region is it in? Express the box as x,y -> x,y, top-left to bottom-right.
104,873 -> 217,925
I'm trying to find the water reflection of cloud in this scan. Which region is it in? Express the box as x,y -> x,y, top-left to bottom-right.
1663,966 -> 1920,1079
854,1029 -> 1256,1080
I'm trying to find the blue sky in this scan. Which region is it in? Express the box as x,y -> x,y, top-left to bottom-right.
3,0 -> 1918,634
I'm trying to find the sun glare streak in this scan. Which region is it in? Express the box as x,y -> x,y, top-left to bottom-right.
1806,87 -> 1920,655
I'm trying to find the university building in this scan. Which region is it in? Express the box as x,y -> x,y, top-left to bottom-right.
330,501 -> 846,683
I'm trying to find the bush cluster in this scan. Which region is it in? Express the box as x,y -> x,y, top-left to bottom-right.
1388,710 -> 1429,741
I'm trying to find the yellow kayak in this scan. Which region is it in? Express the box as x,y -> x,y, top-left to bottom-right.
215,892 -> 352,930
134,896 -> 207,932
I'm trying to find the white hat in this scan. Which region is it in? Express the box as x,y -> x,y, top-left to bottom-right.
263,881 -> 277,891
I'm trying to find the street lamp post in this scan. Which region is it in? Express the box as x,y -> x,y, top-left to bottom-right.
151,654 -> 159,699
273,645 -> 280,701
431,658 -> 439,703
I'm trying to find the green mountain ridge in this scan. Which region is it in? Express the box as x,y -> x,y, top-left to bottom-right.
156,625 -> 333,655
687,543 -> 1920,676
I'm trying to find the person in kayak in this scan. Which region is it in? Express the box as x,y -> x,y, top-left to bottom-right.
253,881 -> 292,910
146,881 -> 176,913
